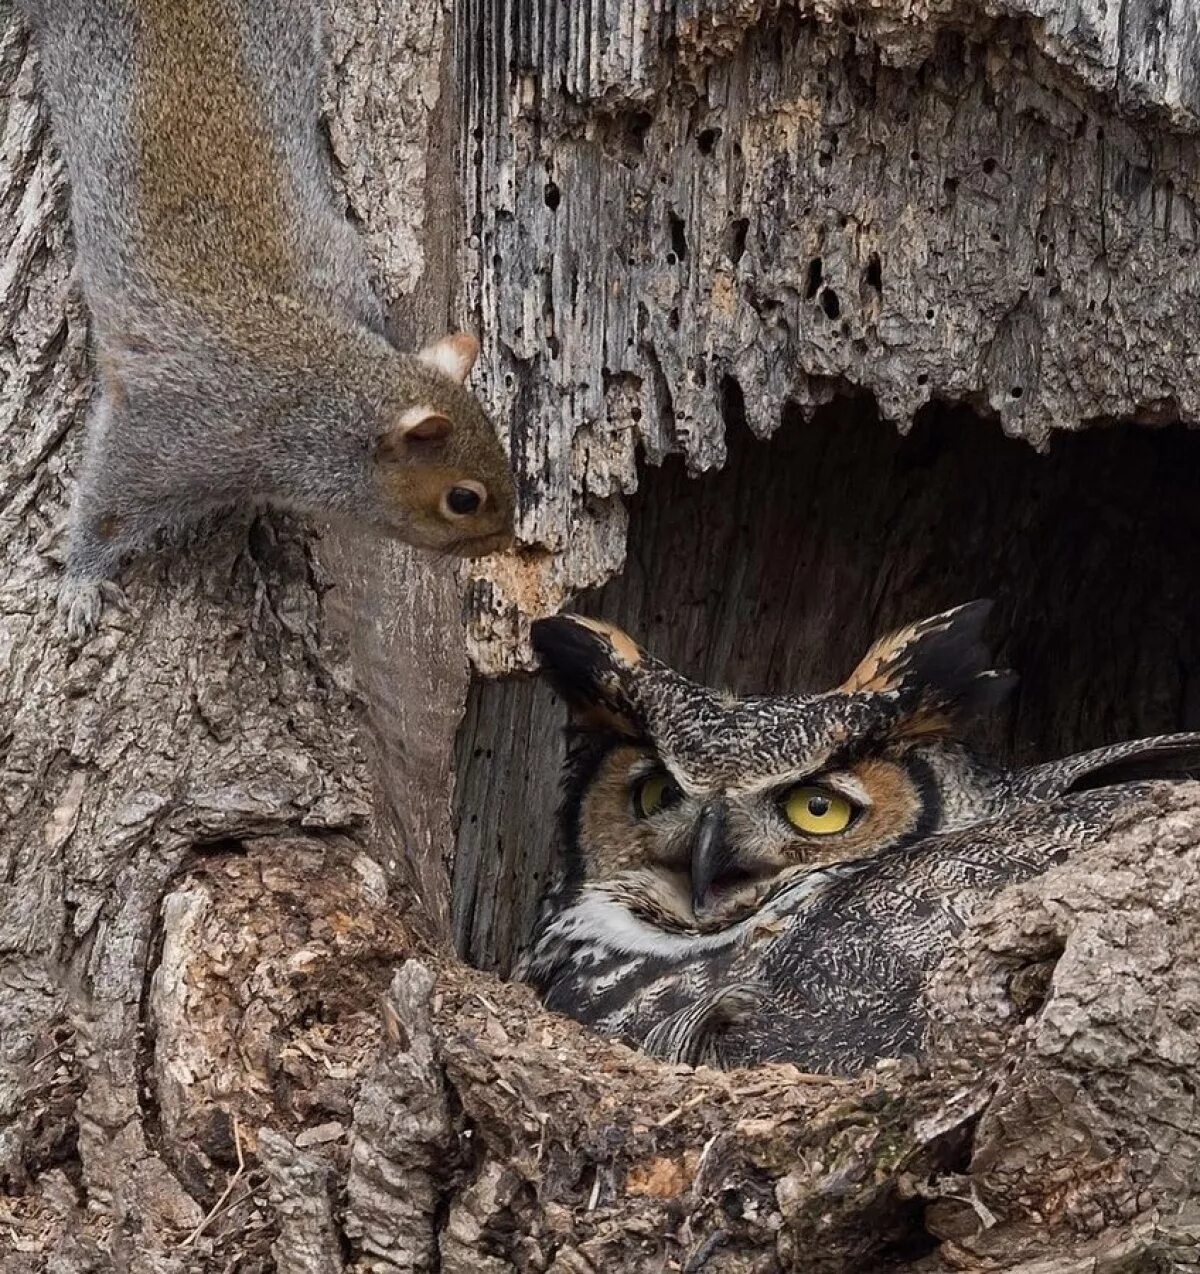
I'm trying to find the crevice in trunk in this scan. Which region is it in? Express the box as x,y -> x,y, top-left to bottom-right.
452,399 -> 1200,973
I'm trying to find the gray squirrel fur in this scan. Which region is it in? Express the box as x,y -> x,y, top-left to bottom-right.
21,0 -> 516,638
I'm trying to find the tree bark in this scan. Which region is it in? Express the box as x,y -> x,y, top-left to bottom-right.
2,2 -> 1199,1272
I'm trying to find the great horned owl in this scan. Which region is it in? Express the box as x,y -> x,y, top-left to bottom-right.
517,603 -> 1200,1072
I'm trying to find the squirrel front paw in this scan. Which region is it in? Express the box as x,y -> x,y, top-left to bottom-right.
57,576 -> 128,641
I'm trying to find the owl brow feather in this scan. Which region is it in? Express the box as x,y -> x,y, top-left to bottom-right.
742,768 -> 873,804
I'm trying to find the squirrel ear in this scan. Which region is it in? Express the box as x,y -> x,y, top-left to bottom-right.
399,407 -> 453,441
380,407 -> 454,457
417,332 -> 479,384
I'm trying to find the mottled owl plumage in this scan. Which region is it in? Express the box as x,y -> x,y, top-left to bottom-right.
517,604 -> 1200,1073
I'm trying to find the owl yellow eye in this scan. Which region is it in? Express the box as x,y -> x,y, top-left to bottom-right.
633,771 -> 682,819
782,785 -> 855,835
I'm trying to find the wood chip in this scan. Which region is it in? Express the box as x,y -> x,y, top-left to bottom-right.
294,1121 -> 345,1148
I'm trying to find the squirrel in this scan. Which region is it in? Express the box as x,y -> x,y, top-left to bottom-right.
20,0 -> 516,639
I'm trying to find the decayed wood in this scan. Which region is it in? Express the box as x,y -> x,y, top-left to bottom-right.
458,0 -> 1200,674
3,0 -> 1200,1269
451,0 -> 1200,969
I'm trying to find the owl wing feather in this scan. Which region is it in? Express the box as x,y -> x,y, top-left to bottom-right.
642,983 -> 762,1065
1012,731 -> 1200,800
582,784 -> 1148,1074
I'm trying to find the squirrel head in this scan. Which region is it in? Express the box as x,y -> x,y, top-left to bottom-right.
373,333 -> 516,557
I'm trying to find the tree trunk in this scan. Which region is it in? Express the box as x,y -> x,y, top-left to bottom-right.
2,2 -> 1199,1272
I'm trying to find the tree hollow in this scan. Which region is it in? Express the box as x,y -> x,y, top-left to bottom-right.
453,401 -> 1200,972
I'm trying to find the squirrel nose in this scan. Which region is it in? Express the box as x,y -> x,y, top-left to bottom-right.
690,801 -> 734,917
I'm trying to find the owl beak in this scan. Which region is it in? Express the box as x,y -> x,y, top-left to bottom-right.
690,802 -> 733,917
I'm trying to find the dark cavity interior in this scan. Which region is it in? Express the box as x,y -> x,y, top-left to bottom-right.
452,399 -> 1200,973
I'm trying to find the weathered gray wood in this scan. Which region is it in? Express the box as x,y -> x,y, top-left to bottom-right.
259,1129 -> 345,1274
343,964 -> 451,1271
323,0 -> 473,939
451,0 -> 1200,970
2,0 -> 1200,1269
457,0 -> 1200,674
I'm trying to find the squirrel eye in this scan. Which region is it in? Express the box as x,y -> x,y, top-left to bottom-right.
781,785 -> 856,835
442,484 -> 486,517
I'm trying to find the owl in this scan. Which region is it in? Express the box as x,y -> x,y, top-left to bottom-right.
516,603 -> 1200,1073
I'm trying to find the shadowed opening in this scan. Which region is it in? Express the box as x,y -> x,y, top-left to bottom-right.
453,398 -> 1200,972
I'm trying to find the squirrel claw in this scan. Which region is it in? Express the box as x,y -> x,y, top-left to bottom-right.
58,577 -> 128,642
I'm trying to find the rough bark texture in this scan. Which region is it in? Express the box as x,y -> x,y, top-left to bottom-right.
13,785 -> 1199,1270
2,0 -> 1199,1272
460,0 -> 1200,674
0,0 -> 455,1264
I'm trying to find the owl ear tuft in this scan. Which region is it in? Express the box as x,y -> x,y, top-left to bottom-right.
531,615 -> 644,736
840,600 -> 1016,734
